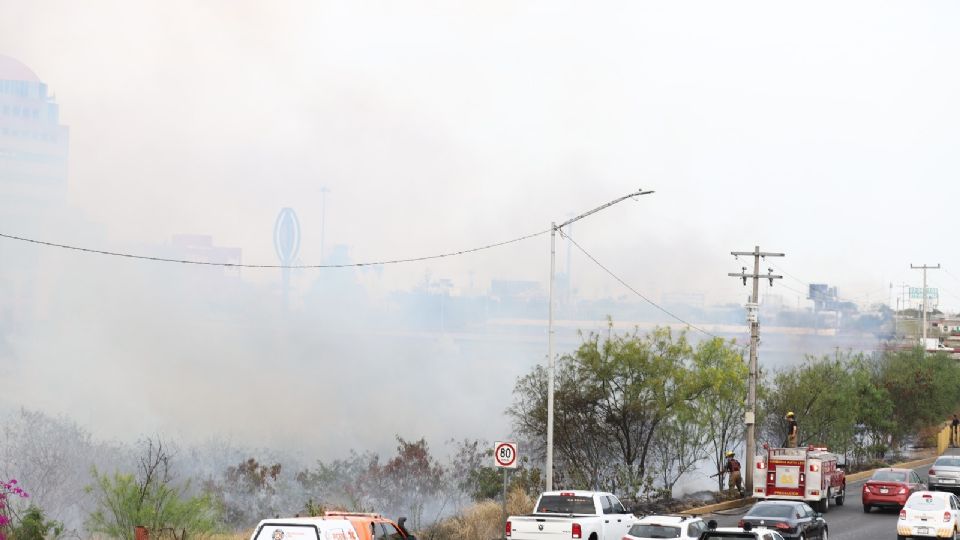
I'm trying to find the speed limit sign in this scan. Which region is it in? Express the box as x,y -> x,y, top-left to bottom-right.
494,441 -> 518,469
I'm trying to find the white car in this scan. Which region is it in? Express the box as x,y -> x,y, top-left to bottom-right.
507,490 -> 636,540
623,515 -> 708,539
699,524 -> 786,540
897,490 -> 960,540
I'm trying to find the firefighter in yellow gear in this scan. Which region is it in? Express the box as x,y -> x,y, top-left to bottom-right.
786,411 -> 798,447
724,451 -> 743,497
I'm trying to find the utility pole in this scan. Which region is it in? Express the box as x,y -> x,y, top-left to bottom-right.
728,246 -> 783,497
545,188 -> 654,491
910,264 -> 940,346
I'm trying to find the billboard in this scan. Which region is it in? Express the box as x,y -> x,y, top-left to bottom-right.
909,287 -> 938,300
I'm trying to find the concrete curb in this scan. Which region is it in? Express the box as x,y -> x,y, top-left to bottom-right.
680,497 -> 756,515
679,453 -> 938,516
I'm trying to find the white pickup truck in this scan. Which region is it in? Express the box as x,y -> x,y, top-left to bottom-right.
506,490 -> 636,540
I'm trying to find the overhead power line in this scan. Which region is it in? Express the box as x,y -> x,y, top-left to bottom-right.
560,230 -> 732,343
944,268 -> 960,286
0,229 -> 550,269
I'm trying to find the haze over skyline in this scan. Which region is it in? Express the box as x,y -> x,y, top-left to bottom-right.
2,1 -> 960,457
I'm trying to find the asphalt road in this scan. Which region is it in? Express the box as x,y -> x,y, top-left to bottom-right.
705,451 -> 957,540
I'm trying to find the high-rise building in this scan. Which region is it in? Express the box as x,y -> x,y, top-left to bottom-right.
0,55 -> 72,324
0,55 -> 70,231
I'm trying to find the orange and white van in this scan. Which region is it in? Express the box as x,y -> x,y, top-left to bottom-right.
250,516 -> 360,540
323,512 -> 415,540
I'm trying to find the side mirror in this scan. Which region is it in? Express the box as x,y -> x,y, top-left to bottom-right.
814,512 -> 823,519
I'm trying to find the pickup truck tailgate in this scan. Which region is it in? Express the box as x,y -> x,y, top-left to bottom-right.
509,516 -> 582,539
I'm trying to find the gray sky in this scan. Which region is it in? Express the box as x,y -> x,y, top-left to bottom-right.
3,1 -> 960,454
3,1 -> 959,303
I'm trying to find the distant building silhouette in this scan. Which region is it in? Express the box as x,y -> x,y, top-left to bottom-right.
0,55 -> 70,231
0,55 -> 73,322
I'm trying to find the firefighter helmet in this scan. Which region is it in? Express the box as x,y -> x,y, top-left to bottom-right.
786,411 -> 795,418
725,450 -> 735,457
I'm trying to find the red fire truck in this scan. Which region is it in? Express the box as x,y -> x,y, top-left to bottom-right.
753,445 -> 846,513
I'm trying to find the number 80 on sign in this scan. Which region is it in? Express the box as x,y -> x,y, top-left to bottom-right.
494,441 -> 518,469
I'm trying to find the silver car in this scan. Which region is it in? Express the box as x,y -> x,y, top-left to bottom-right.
928,456 -> 960,492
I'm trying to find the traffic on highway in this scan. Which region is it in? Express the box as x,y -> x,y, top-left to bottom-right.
702,450 -> 960,540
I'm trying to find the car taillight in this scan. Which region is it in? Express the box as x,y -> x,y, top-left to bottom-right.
900,509 -> 906,520
571,523 -> 582,539
505,521 -> 511,537
898,487 -> 907,494
810,463 -> 820,472
863,485 -> 871,493
775,523 -> 790,530
737,520 -> 745,527
945,511 -> 952,523
930,469 -> 936,476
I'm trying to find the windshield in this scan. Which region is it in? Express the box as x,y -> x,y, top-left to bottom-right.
536,495 -> 595,514
627,524 -> 680,538
872,471 -> 907,482
747,504 -> 795,518
906,495 -> 947,511
936,458 -> 960,468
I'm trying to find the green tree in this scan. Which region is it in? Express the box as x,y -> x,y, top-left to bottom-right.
510,324 -> 728,496
876,348 -> 960,450
760,355 -> 860,452
508,359 -> 612,490
575,326 -> 725,494
850,358 -> 895,463
85,439 -> 219,540
649,407 -> 708,499
689,339 -> 748,492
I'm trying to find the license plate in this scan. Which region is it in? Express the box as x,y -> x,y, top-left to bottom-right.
880,488 -> 889,494
943,479 -> 956,484
918,527 -> 930,535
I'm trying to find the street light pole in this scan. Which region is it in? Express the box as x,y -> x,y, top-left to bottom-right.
545,188 -> 654,491
546,221 -> 556,492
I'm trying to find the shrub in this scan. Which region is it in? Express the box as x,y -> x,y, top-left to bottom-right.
9,506 -> 64,540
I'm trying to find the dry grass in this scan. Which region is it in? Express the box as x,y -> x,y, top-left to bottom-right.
418,488 -> 534,540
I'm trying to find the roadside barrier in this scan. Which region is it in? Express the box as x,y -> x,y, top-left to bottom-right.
937,422 -> 952,455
